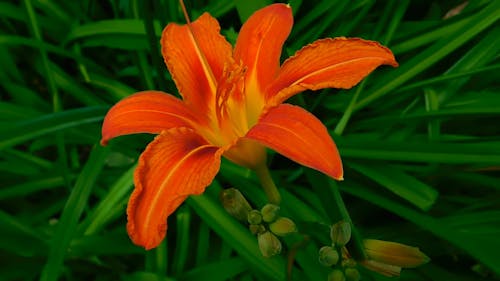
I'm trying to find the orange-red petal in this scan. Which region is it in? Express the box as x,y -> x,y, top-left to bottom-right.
234,3 -> 293,92
266,38 -> 398,106
245,104 -> 343,180
127,128 -> 224,250
161,12 -> 232,115
101,91 -> 197,145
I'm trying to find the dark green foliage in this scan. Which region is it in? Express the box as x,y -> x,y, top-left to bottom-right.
0,0 -> 498,280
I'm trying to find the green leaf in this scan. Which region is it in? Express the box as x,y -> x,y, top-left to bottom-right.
65,19 -> 161,44
337,137 -> 500,164
39,145 -> 109,281
355,1 -> 500,110
172,206 -> 191,275
181,257 -> 247,281
0,176 -> 67,200
348,161 -> 438,210
342,180 -> 500,275
70,231 -> 141,256
0,107 -> 107,150
81,165 -> 135,235
121,271 -> 176,281
0,210 -> 48,256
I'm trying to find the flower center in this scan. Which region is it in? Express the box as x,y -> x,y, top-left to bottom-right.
192,61 -> 245,147
196,61 -> 268,169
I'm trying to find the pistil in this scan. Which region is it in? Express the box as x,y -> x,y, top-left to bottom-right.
254,164 -> 281,205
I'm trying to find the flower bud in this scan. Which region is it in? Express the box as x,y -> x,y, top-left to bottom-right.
330,221 -> 351,247
247,210 -> 262,225
258,231 -> 282,257
249,224 -> 266,235
360,260 -> 401,277
220,188 -> 252,221
341,258 -> 357,268
344,268 -> 360,281
328,269 -> 345,281
360,239 -> 430,277
363,239 -> 430,268
269,217 -> 297,236
318,246 -> 339,267
261,204 -> 280,223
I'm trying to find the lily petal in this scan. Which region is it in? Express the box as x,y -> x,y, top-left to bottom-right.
266,38 -> 398,106
246,104 -> 343,180
127,127 -> 224,249
161,12 -> 232,114
101,91 -> 197,145
234,3 -> 293,92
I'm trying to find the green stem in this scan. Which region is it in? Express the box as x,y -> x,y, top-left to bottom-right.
330,181 -> 366,260
23,0 -> 70,189
254,165 -> 281,205
23,0 -> 60,111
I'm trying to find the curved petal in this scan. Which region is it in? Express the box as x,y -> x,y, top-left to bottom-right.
245,104 -> 343,180
101,91 -> 198,145
161,12 -> 232,114
127,127 -> 224,249
234,3 -> 293,95
266,38 -> 398,106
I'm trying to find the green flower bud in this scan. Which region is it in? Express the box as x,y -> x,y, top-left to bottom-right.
344,268 -> 360,281
330,220 -> 351,247
247,210 -> 262,225
220,188 -> 252,221
318,246 -> 339,267
261,204 -> 280,223
249,224 -> 266,235
269,217 -> 297,236
342,258 -> 357,268
258,231 -> 282,258
328,269 -> 345,281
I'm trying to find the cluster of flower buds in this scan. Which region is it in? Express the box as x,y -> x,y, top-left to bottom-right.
220,188 -> 297,257
252,203 -> 297,257
319,220 -> 360,281
319,220 -> 430,280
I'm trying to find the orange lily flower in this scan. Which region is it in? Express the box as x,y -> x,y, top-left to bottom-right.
101,3 -> 397,249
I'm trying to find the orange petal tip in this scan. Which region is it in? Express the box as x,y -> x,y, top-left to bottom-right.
246,104 -> 343,181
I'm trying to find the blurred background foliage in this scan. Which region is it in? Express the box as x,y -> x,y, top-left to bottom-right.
0,0 -> 499,280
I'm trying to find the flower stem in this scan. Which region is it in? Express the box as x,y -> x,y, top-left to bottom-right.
330,181 -> 367,260
254,165 -> 281,205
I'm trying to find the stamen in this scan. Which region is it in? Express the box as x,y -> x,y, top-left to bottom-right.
215,63 -> 233,124
178,0 -> 191,25
214,61 -> 249,139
